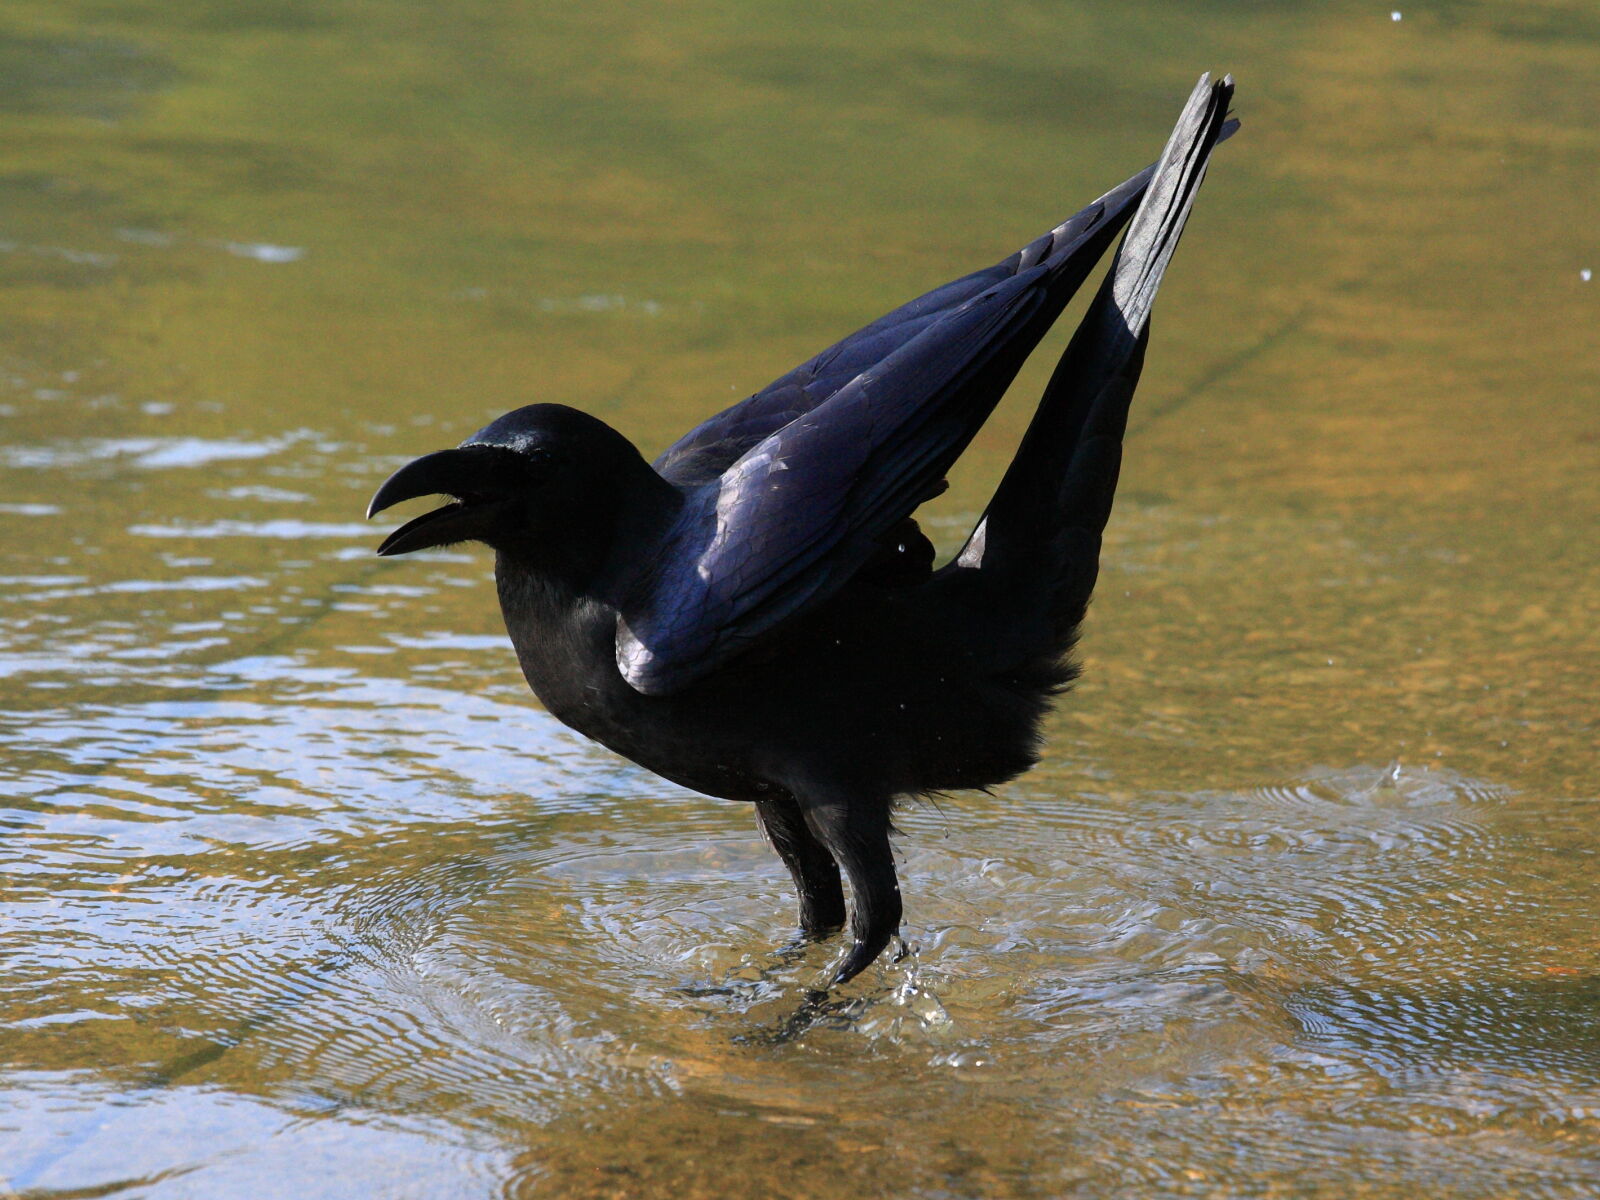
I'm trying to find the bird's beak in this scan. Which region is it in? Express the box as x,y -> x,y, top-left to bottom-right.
367,447 -> 505,556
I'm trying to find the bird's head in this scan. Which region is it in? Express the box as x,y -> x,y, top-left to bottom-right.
366,403 -> 655,558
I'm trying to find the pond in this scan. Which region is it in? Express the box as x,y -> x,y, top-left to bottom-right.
2,1 -> 1597,1196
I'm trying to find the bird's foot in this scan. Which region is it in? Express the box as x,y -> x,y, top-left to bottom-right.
797,796 -> 902,989
756,796 -> 846,935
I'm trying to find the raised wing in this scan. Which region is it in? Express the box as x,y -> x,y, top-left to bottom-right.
652,168 -> 1161,489
622,76 -> 1234,695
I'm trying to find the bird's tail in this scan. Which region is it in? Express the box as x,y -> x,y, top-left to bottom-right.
953,73 -> 1234,642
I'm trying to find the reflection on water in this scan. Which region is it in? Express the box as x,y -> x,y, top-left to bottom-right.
3,0 -> 1599,1196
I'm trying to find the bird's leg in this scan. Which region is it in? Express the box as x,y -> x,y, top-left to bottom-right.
755,796 -> 846,937
798,794 -> 901,987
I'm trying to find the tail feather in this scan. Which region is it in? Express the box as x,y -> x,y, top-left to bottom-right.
954,73 -> 1233,632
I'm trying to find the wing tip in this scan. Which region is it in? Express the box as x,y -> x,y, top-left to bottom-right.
1102,72 -> 1235,330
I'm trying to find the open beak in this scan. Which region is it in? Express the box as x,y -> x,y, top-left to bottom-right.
367,447 -> 505,556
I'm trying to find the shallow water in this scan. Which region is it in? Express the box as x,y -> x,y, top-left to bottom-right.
2,1 -> 1598,1196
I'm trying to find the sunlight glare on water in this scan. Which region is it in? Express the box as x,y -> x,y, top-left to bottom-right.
2,1 -> 1598,1196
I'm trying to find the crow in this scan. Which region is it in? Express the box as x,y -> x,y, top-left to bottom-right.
368,74 -> 1234,987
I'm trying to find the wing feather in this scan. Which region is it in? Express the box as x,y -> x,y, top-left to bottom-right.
622,77 -> 1235,695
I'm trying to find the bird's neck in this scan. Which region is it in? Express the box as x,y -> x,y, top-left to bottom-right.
491,457 -> 683,699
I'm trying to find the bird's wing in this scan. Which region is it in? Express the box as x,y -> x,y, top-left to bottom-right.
650,165 -> 1165,490
618,159 -> 1175,694
948,73 -> 1236,652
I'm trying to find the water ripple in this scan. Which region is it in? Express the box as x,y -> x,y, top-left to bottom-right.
0,433 -> 314,471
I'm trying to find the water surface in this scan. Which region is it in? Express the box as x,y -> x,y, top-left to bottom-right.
2,1 -> 1598,1196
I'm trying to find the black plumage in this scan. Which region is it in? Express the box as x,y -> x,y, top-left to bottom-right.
368,75 -> 1235,986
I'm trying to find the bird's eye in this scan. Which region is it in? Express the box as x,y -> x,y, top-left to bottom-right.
525,446 -> 563,470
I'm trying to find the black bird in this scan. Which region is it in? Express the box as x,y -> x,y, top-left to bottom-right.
368,75 -> 1234,987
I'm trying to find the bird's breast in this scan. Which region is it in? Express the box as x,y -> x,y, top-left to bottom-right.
493,564 -> 768,801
